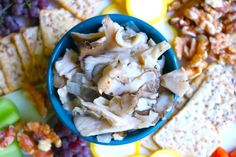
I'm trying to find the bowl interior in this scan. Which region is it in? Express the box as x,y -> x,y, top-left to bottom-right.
47,14 -> 179,145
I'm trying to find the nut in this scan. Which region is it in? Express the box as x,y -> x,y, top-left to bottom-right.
0,126 -> 16,148
17,122 -> 61,157
174,36 -> 197,60
184,7 -> 223,35
189,35 -> 209,67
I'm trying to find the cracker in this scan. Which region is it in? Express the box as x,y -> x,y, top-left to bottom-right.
22,27 -> 48,83
13,33 -> 32,79
0,35 -> 24,91
153,64 -> 236,157
39,9 -> 80,56
22,27 -> 39,57
175,73 -> 206,109
55,0 -> 95,20
0,70 -> 9,95
141,133 -> 159,151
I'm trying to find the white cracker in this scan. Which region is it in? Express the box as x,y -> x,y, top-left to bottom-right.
40,9 -> 80,56
153,63 -> 236,157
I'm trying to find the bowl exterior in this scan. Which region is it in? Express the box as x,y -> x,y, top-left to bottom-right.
47,14 -> 179,145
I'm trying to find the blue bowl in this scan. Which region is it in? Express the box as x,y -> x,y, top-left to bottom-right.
47,14 -> 179,145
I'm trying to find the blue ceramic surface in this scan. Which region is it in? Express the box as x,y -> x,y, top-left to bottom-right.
47,14 -> 179,145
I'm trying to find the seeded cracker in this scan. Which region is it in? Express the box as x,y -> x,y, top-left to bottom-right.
153,64 -> 236,157
0,35 -> 24,91
0,70 -> 9,95
22,27 -> 47,83
40,9 -> 80,56
55,0 -> 95,20
13,33 -> 32,80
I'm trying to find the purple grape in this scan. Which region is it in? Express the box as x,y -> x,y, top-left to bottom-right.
30,17 -> 39,26
38,0 -> 48,9
4,29 -> 10,36
62,139 -> 69,149
4,16 -> 14,27
22,7 -> 29,16
2,0 -> 11,7
11,4 -> 24,16
57,125 -> 72,138
29,7 -> 39,17
4,16 -> 19,32
69,142 -> 81,153
68,134 -> 77,142
60,149 -> 73,157
13,0 -> 24,3
31,0 -> 39,7
0,27 -> 9,36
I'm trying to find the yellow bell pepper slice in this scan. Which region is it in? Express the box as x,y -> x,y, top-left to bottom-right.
126,0 -> 167,25
113,0 -> 126,10
166,0 -> 175,5
150,149 -> 182,157
101,3 -> 127,15
90,142 -> 137,157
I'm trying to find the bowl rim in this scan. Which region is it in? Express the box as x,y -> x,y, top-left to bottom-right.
47,14 -> 179,145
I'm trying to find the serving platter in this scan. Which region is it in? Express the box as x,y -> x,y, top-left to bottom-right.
0,0 -> 235,156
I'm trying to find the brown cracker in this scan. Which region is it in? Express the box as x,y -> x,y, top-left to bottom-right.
0,35 -> 24,91
55,0 -> 95,20
22,27 -> 48,83
0,70 -> 9,95
39,9 -> 80,56
153,63 -> 236,157
13,33 -> 33,80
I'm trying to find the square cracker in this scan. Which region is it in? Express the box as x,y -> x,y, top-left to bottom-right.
55,0 -> 95,20
153,64 -> 236,157
13,33 -> 32,79
0,35 -> 24,91
39,9 -> 80,56
22,26 -> 48,83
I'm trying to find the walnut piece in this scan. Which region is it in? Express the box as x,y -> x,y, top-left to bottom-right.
174,36 -> 197,60
189,35 -> 209,67
184,7 -> 223,35
0,126 -> 16,148
17,122 -> 61,157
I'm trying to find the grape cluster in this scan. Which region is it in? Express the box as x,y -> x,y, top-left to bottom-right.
53,124 -> 92,157
0,0 -> 48,36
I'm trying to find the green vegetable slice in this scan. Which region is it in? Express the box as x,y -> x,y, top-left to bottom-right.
0,98 -> 20,130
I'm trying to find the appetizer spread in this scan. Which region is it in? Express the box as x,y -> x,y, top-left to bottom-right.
54,16 -> 189,142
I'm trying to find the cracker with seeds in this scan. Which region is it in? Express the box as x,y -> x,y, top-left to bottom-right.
13,33 -> 32,79
0,70 -> 9,95
55,0 -> 95,20
153,64 -> 236,157
22,26 -> 48,83
40,9 -> 80,56
0,35 -> 24,91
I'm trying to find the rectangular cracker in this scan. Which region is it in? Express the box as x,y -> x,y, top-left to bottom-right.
153,64 -> 236,157
175,73 -> 206,109
0,35 -> 24,91
55,0 -> 95,20
40,9 -> 80,56
13,33 -> 32,79
0,70 -> 9,95
22,27 -> 48,83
